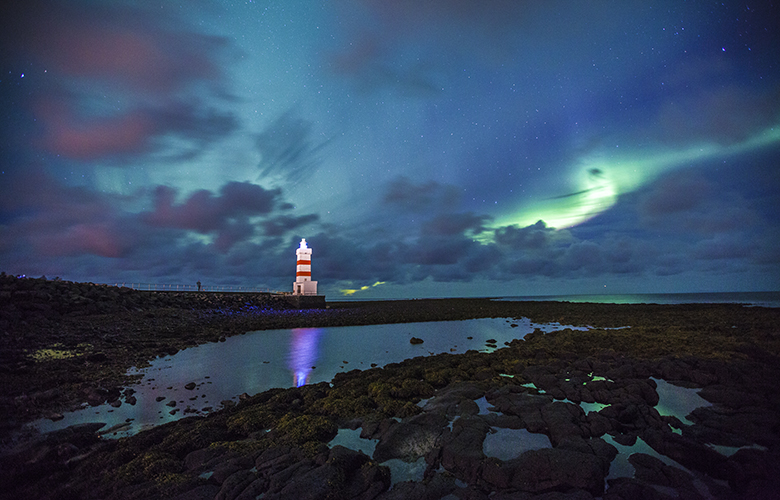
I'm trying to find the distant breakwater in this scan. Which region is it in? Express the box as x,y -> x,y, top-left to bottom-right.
0,274 -> 292,324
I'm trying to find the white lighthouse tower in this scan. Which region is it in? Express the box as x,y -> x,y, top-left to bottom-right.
292,238 -> 318,295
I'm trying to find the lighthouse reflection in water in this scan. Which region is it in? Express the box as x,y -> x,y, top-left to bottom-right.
288,328 -> 322,387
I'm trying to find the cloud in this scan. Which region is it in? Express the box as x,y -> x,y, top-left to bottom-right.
341,0 -> 529,41
262,214 -> 320,237
693,236 -> 753,261
638,170 -> 759,234
256,110 -> 331,185
3,1 -> 228,94
143,182 -> 282,233
2,0 -> 238,163
382,176 -> 460,212
0,169 -> 138,258
421,213 -> 491,236
34,98 -> 154,160
654,85 -> 780,145
639,172 -> 713,216
329,0 -> 532,94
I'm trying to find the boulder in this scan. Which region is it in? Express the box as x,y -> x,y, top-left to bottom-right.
420,381 -> 485,418
374,473 -> 458,500
373,412 -> 448,463
486,447 -> 605,496
439,415 -> 491,483
274,446 -> 390,500
541,402 -> 585,446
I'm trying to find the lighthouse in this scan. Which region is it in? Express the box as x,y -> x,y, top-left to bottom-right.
292,238 -> 318,295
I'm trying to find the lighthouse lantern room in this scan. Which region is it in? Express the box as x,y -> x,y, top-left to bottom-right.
293,238 -> 318,295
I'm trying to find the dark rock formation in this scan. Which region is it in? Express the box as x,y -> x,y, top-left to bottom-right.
1,278 -> 779,499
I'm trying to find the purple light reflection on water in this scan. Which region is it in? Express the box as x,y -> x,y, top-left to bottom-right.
288,328 -> 322,387
28,318 -> 589,438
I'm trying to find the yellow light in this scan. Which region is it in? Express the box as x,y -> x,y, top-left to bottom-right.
339,281 -> 386,296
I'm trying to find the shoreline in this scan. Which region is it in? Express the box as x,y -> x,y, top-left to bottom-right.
1,277 -> 777,432
2,276 -> 779,498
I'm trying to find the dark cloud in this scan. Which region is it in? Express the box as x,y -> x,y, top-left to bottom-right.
2,1 -> 228,93
329,36 -> 443,96
693,236 -> 752,261
262,214 -> 320,237
403,235 -> 477,266
654,85 -> 780,145
382,176 -> 460,212
143,182 -> 281,233
256,110 -> 331,185
339,0 -> 529,46
1,0 -> 237,163
0,169 -> 137,258
494,221 -> 568,250
421,213 -> 490,236
638,170 -> 760,234
303,232 -> 400,282
329,0 -> 531,94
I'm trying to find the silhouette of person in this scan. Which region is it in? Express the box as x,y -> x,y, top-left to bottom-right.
197,280 -> 201,291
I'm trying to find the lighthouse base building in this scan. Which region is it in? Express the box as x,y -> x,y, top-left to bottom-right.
286,238 -> 325,308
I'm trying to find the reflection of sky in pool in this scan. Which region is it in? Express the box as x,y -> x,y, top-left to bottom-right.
30,317 -> 578,437
651,378 -> 711,425
328,428 -> 426,486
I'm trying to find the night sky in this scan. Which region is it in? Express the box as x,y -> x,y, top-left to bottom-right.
2,1 -> 779,298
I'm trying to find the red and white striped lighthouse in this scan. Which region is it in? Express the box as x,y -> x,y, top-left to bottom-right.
293,238 -> 318,295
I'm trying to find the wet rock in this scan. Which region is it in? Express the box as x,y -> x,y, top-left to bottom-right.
31,388 -> 61,403
439,415 -> 491,483
698,385 -> 765,408
640,428 -> 727,475
375,473 -> 458,500
483,447 -> 605,496
410,337 -> 424,345
360,418 -> 396,440
166,400 -> 177,407
629,453 -> 692,488
481,413 -> 524,429
84,388 -> 108,406
86,352 -> 107,362
420,382 -> 485,418
170,485 -> 220,500
724,447 -> 780,494
585,411 -> 612,437
215,468 -> 257,499
541,401 -> 585,446
373,412 -> 449,463
486,387 -> 551,422
252,446 -> 389,500
185,382 -> 197,390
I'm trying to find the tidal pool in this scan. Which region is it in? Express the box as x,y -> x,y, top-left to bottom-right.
29,317 -> 583,437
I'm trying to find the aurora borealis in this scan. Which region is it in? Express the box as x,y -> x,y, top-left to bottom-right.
1,0 -> 779,297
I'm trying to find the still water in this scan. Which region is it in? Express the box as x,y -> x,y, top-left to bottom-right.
30,317 -> 582,437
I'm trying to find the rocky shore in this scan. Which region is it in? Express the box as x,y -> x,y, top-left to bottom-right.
1,274 -> 779,499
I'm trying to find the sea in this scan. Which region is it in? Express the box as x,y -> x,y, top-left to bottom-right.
340,291 -> 780,308
495,291 -> 780,308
